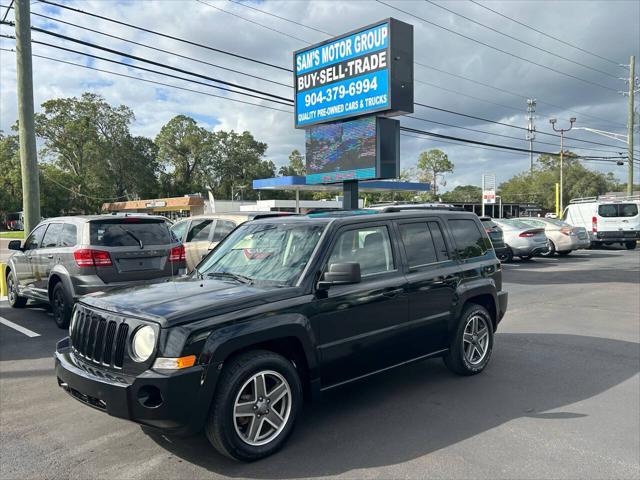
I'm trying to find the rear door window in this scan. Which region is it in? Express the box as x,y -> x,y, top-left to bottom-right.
598,204 -> 638,217
41,223 -> 63,248
399,222 -> 438,268
212,220 -> 236,242
448,219 -> 490,260
90,220 -> 171,247
428,221 -> 450,261
60,224 -> 78,247
186,219 -> 214,242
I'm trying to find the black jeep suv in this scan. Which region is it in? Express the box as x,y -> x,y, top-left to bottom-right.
55,209 -> 508,461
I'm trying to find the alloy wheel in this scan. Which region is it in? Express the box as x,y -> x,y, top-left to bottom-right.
7,275 -> 16,303
233,370 -> 292,446
53,288 -> 65,324
462,314 -> 490,366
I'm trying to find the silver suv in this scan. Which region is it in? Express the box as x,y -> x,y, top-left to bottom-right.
5,215 -> 185,328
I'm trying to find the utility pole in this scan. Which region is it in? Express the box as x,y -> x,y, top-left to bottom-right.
526,99 -> 536,175
627,55 -> 635,196
14,0 -> 40,234
550,117 -> 576,215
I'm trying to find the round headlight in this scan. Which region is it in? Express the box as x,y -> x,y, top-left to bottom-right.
131,326 -> 156,362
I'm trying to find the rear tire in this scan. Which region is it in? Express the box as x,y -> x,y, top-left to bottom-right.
540,240 -> 556,256
205,350 -> 302,461
625,241 -> 637,250
444,304 -> 494,376
6,270 -> 27,308
51,282 -> 72,329
497,247 -> 513,263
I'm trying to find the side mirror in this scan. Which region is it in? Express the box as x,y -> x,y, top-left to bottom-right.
318,262 -> 361,289
8,240 -> 22,251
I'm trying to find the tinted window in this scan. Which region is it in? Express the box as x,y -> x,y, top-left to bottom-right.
428,221 -> 450,261
90,221 -> 171,247
448,219 -> 490,259
399,223 -> 438,268
42,223 -> 63,248
170,220 -> 189,242
212,220 -> 236,242
599,203 -> 638,217
186,219 -> 214,242
23,224 -> 47,250
328,226 -> 394,276
60,224 -> 78,247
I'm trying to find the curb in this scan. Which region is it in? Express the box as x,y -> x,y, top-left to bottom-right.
0,263 -> 7,297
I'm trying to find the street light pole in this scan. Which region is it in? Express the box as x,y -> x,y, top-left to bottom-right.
550,117 -> 576,215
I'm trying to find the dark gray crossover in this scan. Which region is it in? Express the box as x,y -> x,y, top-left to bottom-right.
55,208 -> 508,461
5,215 -> 185,328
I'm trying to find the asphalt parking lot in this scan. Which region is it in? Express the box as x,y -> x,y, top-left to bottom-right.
1,248 -> 639,479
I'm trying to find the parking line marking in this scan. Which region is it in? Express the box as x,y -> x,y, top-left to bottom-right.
0,316 -> 41,337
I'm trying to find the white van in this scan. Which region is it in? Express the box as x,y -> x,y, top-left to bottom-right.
563,195 -> 640,249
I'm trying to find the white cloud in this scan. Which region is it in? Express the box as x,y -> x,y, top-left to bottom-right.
1,0 -> 638,191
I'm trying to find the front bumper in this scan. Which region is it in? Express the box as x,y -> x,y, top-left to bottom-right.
55,337 -> 215,436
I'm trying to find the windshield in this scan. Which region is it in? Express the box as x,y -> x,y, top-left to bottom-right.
198,222 -> 326,286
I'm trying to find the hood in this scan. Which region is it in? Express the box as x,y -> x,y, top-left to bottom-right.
80,277 -> 300,327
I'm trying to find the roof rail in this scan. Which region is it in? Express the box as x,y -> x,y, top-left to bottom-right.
570,195 -> 640,204
377,205 -> 465,213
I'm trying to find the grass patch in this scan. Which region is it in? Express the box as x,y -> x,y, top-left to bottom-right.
0,231 -> 24,239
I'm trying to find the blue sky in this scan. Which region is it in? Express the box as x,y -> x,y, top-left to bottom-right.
0,0 -> 638,191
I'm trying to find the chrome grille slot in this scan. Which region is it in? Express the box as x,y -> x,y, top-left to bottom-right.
102,321 -> 117,365
113,323 -> 129,368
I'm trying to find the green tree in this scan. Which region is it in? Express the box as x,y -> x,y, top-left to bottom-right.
417,149 -> 454,197
279,149 -> 306,176
441,185 -> 482,203
0,132 -> 22,214
499,151 -> 619,211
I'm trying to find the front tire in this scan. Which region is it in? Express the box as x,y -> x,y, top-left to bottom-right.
497,247 -> 513,263
557,250 -> 572,255
625,241 -> 637,250
51,282 -> 72,328
519,254 -> 533,261
6,270 -> 27,308
444,304 -> 494,376
206,350 -> 302,461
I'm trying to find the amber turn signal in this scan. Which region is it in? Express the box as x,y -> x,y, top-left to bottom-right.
152,355 -> 197,370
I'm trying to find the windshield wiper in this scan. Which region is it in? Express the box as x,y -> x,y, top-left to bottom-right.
205,271 -> 253,285
118,225 -> 143,249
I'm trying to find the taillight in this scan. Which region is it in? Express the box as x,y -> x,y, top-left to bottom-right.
74,249 -> 113,267
592,216 -> 597,233
169,245 -> 185,263
519,231 -> 535,237
560,227 -> 572,236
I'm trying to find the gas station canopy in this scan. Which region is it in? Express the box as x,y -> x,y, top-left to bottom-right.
253,176 -> 430,193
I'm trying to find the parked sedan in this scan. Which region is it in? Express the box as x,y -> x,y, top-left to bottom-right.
493,219 -> 549,260
479,217 -> 512,262
518,217 -> 581,256
5,215 -> 185,328
171,212 -> 296,271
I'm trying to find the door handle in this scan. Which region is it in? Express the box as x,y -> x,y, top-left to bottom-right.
47,254 -> 54,259
383,288 -> 403,298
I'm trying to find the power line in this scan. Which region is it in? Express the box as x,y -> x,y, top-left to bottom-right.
226,0 -> 332,36
1,0 -> 12,23
36,0 -> 292,72
376,0 -> 618,92
424,0 -> 618,79
15,23 -> 294,103
195,0 -> 310,44
0,47 -> 293,113
18,7 -> 293,89
0,34 -> 294,107
468,0 -> 625,68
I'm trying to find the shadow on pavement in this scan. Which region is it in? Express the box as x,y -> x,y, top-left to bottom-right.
145,333 -> 640,478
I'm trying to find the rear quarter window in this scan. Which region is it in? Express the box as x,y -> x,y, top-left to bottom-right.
448,219 -> 491,260
90,221 -> 172,247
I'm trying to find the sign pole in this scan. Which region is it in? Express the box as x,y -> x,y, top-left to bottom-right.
343,180 -> 359,210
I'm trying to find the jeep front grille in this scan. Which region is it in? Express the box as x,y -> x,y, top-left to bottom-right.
70,306 -> 129,369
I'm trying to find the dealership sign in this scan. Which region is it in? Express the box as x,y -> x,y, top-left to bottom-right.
294,18 -> 413,128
